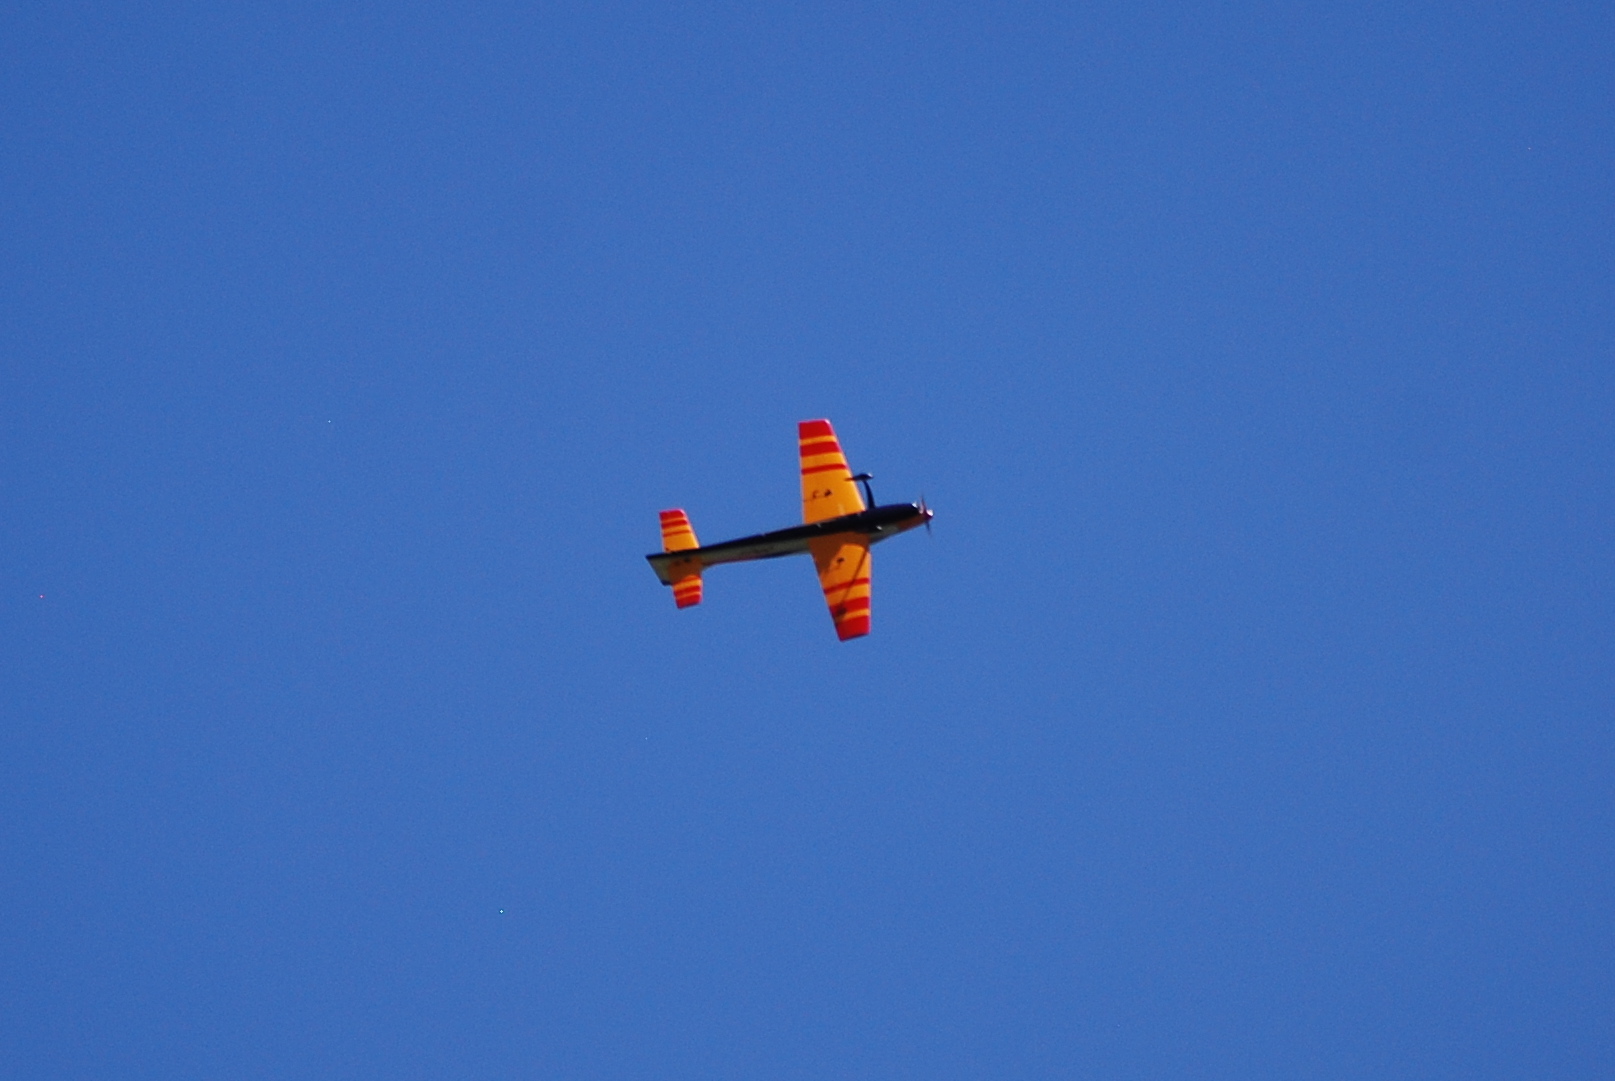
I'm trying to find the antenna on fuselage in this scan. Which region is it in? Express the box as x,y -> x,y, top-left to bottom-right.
851,473 -> 875,509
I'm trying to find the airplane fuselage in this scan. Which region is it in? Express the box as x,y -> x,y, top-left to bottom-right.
646,502 -> 930,585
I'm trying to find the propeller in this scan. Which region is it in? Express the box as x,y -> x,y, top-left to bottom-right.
919,493 -> 933,536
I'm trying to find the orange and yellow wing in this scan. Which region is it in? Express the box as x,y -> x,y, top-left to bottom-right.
799,419 -> 866,524
810,535 -> 871,640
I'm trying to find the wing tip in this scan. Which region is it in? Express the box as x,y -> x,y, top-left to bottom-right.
834,615 -> 871,640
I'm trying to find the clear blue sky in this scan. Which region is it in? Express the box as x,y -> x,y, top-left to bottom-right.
4,3 -> 1611,1078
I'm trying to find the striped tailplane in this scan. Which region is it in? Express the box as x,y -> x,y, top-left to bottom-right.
658,509 -> 703,608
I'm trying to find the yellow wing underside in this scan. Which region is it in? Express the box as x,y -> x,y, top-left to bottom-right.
799,418 -> 866,524
811,536 -> 871,640
798,419 -> 871,639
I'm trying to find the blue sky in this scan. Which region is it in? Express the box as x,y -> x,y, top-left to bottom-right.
4,3 -> 1612,1078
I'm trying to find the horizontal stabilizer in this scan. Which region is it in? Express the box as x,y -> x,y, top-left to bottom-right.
657,509 -> 703,607
671,573 -> 702,608
659,509 -> 699,551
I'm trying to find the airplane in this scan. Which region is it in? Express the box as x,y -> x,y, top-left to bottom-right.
646,419 -> 932,640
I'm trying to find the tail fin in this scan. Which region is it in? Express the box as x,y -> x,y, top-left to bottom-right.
658,509 -> 703,608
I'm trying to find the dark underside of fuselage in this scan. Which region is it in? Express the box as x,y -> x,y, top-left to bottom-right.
645,503 -> 926,583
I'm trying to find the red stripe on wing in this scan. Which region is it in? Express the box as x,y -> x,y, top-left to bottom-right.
834,614 -> 871,640
823,576 -> 871,593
